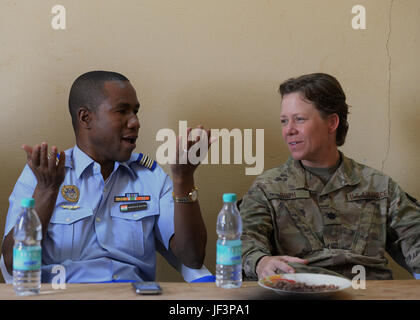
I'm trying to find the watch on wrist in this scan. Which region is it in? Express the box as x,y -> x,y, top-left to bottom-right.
173,186 -> 198,203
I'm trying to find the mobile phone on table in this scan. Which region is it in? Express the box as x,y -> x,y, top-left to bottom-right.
132,281 -> 162,295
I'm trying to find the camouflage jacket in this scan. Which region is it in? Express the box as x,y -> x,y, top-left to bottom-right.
240,154 -> 420,280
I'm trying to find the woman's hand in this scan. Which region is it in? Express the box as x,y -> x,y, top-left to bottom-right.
256,255 -> 309,279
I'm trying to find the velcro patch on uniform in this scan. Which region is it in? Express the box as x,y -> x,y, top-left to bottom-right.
347,190 -> 388,201
270,190 -> 310,200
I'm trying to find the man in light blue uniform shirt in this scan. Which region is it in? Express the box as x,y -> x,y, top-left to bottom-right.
2,71 -> 209,283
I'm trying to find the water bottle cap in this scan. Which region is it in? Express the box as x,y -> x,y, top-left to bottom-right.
21,198 -> 35,208
223,193 -> 237,203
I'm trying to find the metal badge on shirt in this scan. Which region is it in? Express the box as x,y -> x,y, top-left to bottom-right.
61,185 -> 80,203
59,204 -> 81,210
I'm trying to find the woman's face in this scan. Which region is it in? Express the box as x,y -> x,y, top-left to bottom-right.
280,92 -> 338,167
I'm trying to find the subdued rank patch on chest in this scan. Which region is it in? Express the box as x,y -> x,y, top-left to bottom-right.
326,212 -> 337,220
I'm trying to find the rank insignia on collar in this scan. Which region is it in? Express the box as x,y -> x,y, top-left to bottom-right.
120,202 -> 148,212
137,153 -> 157,171
114,193 -> 151,202
61,185 -> 80,203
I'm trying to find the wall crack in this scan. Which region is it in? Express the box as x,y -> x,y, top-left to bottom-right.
381,0 -> 394,172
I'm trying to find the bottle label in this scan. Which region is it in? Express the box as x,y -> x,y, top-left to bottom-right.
13,245 -> 41,271
216,239 -> 242,266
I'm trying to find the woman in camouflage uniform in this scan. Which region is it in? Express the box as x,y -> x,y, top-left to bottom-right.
240,73 -> 420,280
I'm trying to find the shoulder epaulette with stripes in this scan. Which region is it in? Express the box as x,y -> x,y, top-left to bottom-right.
136,153 -> 157,171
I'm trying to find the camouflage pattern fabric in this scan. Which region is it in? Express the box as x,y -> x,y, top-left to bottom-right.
240,153 -> 420,280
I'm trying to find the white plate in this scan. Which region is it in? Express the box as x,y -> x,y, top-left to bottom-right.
258,273 -> 352,298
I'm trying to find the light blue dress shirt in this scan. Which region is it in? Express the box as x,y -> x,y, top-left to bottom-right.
3,145 -> 174,283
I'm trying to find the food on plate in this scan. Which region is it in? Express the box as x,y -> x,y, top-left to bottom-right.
263,275 -> 339,293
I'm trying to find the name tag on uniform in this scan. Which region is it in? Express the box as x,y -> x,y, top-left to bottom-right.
270,190 -> 310,200
347,191 -> 388,201
120,202 -> 148,212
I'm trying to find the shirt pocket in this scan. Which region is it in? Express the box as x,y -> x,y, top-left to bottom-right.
271,199 -> 323,257
350,205 -> 375,254
48,207 -> 94,261
342,200 -> 379,255
345,190 -> 388,256
110,201 -> 159,258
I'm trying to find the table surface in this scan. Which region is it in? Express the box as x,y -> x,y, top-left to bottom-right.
0,280 -> 419,300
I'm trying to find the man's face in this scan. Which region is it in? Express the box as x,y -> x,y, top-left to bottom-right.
88,80 -> 140,165
280,92 -> 334,167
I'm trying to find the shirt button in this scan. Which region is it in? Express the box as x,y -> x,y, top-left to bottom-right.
96,217 -> 101,223
66,218 -> 70,222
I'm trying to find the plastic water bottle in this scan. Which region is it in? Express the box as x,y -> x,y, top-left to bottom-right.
13,198 -> 42,295
216,193 -> 242,288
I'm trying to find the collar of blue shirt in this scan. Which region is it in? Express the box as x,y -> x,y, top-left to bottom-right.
67,145 -> 139,180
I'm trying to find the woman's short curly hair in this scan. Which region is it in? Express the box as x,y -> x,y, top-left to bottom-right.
278,73 -> 350,146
